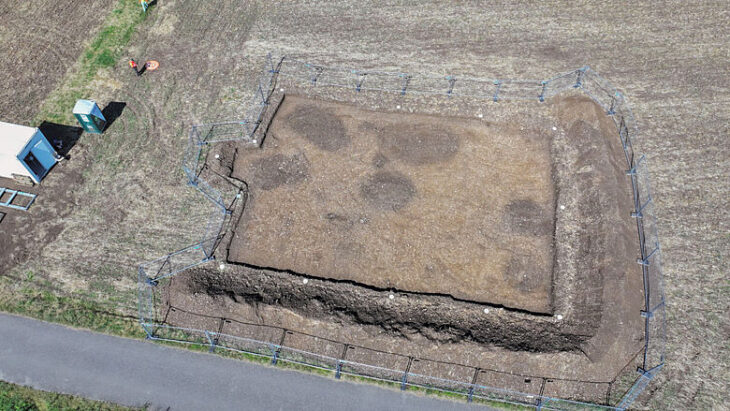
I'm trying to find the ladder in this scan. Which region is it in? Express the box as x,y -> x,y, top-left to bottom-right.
0,187 -> 37,211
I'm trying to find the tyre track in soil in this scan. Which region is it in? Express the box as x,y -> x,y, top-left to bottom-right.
118,2 -> 254,263
168,1 -> 241,117
106,2 -> 238,261
76,92 -> 158,270
92,1 -> 211,257
97,2 -> 253,288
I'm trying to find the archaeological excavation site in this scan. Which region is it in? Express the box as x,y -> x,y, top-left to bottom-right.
138,57 -> 665,409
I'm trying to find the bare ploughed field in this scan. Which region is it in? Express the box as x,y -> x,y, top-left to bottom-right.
0,1 -> 111,124
229,95 -> 555,313
2,0 -> 725,408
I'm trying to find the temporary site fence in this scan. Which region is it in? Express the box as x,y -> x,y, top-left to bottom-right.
137,55 -> 665,410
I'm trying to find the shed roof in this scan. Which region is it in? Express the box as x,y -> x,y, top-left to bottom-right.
0,121 -> 37,156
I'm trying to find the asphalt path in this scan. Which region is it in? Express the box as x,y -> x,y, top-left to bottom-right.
0,313 -> 492,410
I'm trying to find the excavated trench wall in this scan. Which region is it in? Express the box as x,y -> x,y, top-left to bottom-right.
168,85 -> 639,356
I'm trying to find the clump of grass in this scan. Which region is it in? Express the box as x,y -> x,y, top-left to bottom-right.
35,0 -> 152,125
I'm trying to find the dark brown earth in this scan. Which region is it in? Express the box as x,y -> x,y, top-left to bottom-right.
0,163 -> 85,278
4,1 -> 725,407
162,90 -> 644,403
285,105 -> 350,151
249,153 -> 309,191
359,171 -> 416,211
228,95 -> 557,313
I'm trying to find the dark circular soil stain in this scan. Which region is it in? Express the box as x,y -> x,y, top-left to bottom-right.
286,105 -> 349,151
378,124 -> 459,165
360,171 -> 416,211
504,255 -> 545,293
503,199 -> 553,236
372,153 -> 389,168
250,153 -> 309,191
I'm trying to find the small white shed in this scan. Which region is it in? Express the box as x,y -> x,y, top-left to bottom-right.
0,121 -> 59,183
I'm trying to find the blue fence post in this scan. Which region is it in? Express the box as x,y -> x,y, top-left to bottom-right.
637,243 -> 659,267
467,368 -> 479,403
493,80 -> 502,102
141,324 -> 153,339
574,67 -> 587,88
309,65 -> 323,85
631,195 -> 652,219
608,91 -> 620,115
335,361 -> 342,379
446,76 -> 456,97
267,53 -> 278,74
205,331 -> 217,352
355,71 -> 366,92
401,357 -> 413,391
270,344 -> 279,365
539,80 -> 547,102
400,73 -> 410,95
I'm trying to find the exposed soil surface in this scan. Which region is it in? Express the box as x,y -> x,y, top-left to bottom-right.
0,1 -> 112,125
0,1 -> 111,280
164,91 -> 643,402
229,95 -> 556,313
0,172 -> 81,278
5,0 -> 725,407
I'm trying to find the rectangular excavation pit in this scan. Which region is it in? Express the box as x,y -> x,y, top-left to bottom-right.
169,90 -> 644,402
229,95 -> 556,314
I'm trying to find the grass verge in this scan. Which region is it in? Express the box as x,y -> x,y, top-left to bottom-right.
0,380 -> 137,411
0,284 -> 143,339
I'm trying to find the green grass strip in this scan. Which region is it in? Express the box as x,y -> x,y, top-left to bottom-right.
0,286 -> 144,340
0,380 -> 138,411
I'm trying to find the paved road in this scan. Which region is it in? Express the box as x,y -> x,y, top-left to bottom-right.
0,313 -> 491,410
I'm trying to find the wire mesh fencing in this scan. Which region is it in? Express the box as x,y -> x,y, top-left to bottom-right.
276,58 -> 588,102
137,56 -> 666,410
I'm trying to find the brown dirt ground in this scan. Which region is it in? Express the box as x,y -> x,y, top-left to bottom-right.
0,1 -> 112,125
229,95 -> 555,313
162,90 -> 643,403
3,0 -> 727,408
0,1 -> 112,285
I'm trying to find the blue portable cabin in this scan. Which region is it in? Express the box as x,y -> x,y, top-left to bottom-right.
0,121 -> 59,184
